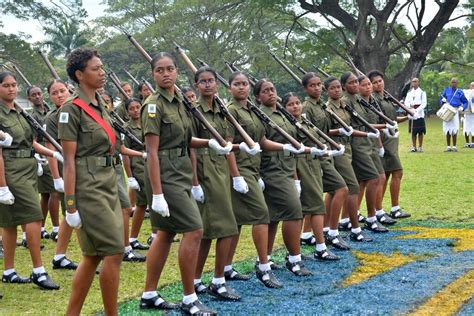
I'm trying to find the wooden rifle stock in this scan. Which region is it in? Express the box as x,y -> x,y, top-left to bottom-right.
37,51 -> 61,80
124,70 -> 141,87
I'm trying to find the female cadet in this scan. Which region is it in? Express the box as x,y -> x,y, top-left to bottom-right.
0,71 -> 62,290
124,98 -> 150,252
253,79 -> 312,276
368,70 -> 411,220
191,67 -> 241,301
59,48 -> 124,315
339,72 -> 393,232
139,52 -> 232,315
138,82 -> 152,102
44,79 -> 78,269
283,93 -> 339,260
301,73 -> 352,249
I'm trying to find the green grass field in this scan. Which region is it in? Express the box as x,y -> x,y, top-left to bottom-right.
0,117 -> 473,315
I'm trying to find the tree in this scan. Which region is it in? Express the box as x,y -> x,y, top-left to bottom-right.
42,18 -> 91,57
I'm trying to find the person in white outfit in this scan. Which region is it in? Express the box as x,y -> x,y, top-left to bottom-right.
463,82 -> 474,147
405,78 -> 427,152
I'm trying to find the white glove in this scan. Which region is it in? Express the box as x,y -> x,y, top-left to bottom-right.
239,142 -> 261,156
295,180 -> 302,197
142,152 -> 147,159
191,185 -> 205,203
282,143 -> 305,154
328,144 -> 345,157
310,145 -> 328,157
53,151 -> 64,163
0,132 -> 13,147
458,106 -> 464,112
208,139 -> 233,155
338,126 -> 353,136
34,153 -> 48,166
53,178 -> 64,192
37,163 -> 43,176
382,128 -> 399,138
128,177 -> 140,190
367,131 -> 380,139
258,178 -> 265,191
232,176 -> 249,194
0,186 -> 15,205
441,97 -> 447,103
152,194 -> 170,217
378,147 -> 385,157
66,210 -> 82,229
386,122 -> 398,130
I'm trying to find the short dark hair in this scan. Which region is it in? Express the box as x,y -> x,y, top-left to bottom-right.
27,85 -> 41,96
367,70 -> 384,82
46,80 -> 68,93
340,72 -> 354,87
228,71 -> 248,86
282,92 -> 299,107
323,77 -> 339,90
0,71 -> 17,84
150,52 -> 176,71
301,72 -> 320,88
194,66 -> 217,83
357,75 -> 368,83
253,78 -> 270,99
66,47 -> 101,84
124,97 -> 141,111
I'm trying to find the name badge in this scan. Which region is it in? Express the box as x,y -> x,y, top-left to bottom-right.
59,112 -> 69,123
148,104 -> 156,118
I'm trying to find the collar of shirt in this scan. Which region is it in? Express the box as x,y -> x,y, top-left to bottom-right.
305,96 -> 322,106
328,98 -> 344,109
33,104 -> 48,115
0,101 -> 20,115
259,104 -> 279,116
231,98 -> 250,111
155,86 -> 182,103
197,96 -> 220,114
75,86 -> 105,110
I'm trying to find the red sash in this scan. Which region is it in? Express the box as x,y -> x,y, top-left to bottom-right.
72,98 -> 116,153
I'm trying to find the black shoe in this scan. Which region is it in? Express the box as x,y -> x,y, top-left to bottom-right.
207,282 -> 241,301
52,256 -> 78,270
300,235 -> 316,246
130,240 -> 150,250
181,299 -> 217,315
41,230 -> 50,239
326,234 -> 351,250
314,249 -> 340,261
194,281 -> 208,294
19,239 -> 45,251
376,213 -> 397,225
255,268 -> 283,289
350,231 -> 374,242
285,260 -> 312,276
50,231 -> 58,242
270,260 -> 283,270
146,235 -> 154,246
139,294 -> 178,310
2,271 -> 31,284
338,221 -> 352,231
30,272 -> 60,290
390,208 -> 411,219
365,220 -> 389,233
224,268 -> 251,281
358,213 -> 366,223
123,249 -> 146,262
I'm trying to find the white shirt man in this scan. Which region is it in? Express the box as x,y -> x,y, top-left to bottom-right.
404,78 -> 427,152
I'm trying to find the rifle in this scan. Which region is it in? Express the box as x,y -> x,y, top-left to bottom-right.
269,52 -> 352,133
174,44 -> 256,149
37,50 -> 76,94
124,33 -> 228,147
344,55 -> 415,116
140,77 -> 156,94
11,64 -> 50,112
124,70 -> 141,87
225,61 -> 333,150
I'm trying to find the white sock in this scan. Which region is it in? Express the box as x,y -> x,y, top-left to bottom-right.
33,266 -> 46,282
125,245 -> 132,252
351,227 -> 362,234
323,227 -> 330,232
366,216 -> 377,223
142,291 -> 159,302
129,238 -> 137,243
391,206 -> 400,212
22,232 -> 26,240
258,263 -> 271,272
453,146 -> 457,149
52,226 -> 59,233
376,210 -> 385,216
54,254 -> 66,261
224,265 -> 233,272
301,232 -> 312,239
328,229 -> 339,237
182,293 -> 198,305
3,268 -> 15,275
212,277 -> 225,285
193,278 -> 202,285
41,227 -> 45,232
288,254 -> 301,263
340,218 -> 350,224
316,243 -> 327,252
447,146 -> 451,149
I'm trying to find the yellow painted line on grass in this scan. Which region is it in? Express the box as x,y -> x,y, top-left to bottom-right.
410,269 -> 474,316
396,226 -> 474,252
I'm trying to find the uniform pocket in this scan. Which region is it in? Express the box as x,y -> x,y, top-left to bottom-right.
80,123 -> 101,148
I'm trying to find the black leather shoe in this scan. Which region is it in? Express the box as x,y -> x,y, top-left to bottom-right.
300,235 -> 316,246
194,281 -> 207,294
358,213 -> 366,223
30,272 -> 60,290
365,220 -> 389,233
123,249 -> 146,262
146,235 -> 154,246
130,240 -> 150,250
224,268 -> 251,281
19,239 -> 44,251
41,230 -> 50,239
181,299 -> 216,315
338,221 -> 352,231
376,213 -> 397,225
390,208 -> 411,219
139,294 -> 178,310
255,268 -> 283,289
285,260 -> 312,276
52,256 -> 78,270
208,283 -> 241,301
2,271 -> 31,283
314,249 -> 340,261
350,231 -> 374,242
326,234 -> 351,250
50,231 -> 58,242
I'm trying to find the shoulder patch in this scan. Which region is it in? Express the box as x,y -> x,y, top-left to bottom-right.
148,103 -> 156,117
59,112 -> 69,123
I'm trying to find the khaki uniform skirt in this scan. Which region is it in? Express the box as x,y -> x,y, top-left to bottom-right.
351,137 -> 379,182
320,158 -> 346,193
333,145 -> 360,194
115,162 -> 131,209
0,156 -> 43,227
381,135 -> 403,172
296,154 -> 325,215
130,156 -> 147,207
75,157 -> 124,256
370,140 -> 385,174
37,163 -> 55,193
